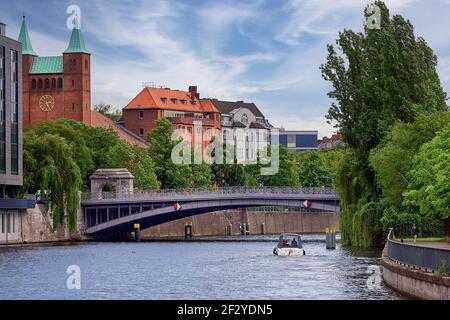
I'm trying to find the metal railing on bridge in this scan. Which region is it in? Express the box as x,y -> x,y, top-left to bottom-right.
387,228 -> 450,274
81,186 -> 337,201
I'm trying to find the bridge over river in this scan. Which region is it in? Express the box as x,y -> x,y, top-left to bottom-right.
80,187 -> 339,236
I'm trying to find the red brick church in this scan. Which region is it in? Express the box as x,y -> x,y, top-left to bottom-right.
18,17 -> 91,126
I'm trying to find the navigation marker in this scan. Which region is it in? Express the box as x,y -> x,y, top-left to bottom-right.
173,203 -> 182,211
303,200 -> 311,208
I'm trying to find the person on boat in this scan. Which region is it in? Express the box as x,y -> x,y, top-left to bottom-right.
291,238 -> 298,247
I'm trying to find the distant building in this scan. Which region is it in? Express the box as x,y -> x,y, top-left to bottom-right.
206,99 -> 270,162
18,17 -> 91,126
122,86 -> 221,152
275,129 -> 318,151
318,133 -> 345,151
0,21 -> 35,244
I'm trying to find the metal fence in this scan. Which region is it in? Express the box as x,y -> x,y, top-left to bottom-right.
387,228 -> 450,274
81,186 -> 338,201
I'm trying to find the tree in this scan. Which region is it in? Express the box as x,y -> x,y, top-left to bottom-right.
320,1 -> 447,246
403,123 -> 450,237
23,133 -> 82,231
147,118 -> 193,189
370,111 -> 450,208
93,103 -> 122,122
106,140 -> 160,190
24,119 -> 94,190
259,145 -> 300,187
297,151 -> 332,187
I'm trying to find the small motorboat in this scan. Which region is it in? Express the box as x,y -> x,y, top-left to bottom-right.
273,233 -> 305,256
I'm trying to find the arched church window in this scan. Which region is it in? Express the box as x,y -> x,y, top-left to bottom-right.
44,78 -> 50,89
58,78 -> 63,89
51,78 -> 56,89
38,79 -> 43,89
31,79 -> 36,90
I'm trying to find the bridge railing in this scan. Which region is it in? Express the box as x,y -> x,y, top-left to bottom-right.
81,187 -> 337,201
387,228 -> 450,274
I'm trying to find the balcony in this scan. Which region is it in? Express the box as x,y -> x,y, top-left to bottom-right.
168,117 -> 215,127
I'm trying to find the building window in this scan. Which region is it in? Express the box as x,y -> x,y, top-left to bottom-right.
139,128 -> 144,136
287,135 -> 296,148
241,113 -> 248,125
190,100 -> 197,105
171,98 -> 178,104
181,100 -> 187,105
187,127 -> 192,134
51,78 -> 56,89
72,79 -> 75,87
85,60 -> 88,70
45,78 -> 50,89
38,78 -> 43,89
10,50 -> 18,175
0,46 -> 4,173
161,97 -> 167,104
58,78 -> 63,89
70,59 -> 76,68
72,103 -> 75,110
139,111 -> 144,119
31,79 -> 36,89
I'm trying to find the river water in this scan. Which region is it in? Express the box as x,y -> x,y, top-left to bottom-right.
0,234 -> 402,300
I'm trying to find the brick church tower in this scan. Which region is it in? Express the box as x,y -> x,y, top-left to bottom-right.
19,17 -> 91,126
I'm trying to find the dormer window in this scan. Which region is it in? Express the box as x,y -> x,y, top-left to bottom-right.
171,98 -> 178,104
161,97 -> 168,104
241,113 -> 248,124
190,100 -> 197,105
181,100 -> 187,105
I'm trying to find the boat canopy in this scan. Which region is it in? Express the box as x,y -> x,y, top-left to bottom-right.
277,233 -> 303,249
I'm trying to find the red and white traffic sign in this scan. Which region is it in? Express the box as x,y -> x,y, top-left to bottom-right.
173,203 -> 182,211
303,200 -> 311,208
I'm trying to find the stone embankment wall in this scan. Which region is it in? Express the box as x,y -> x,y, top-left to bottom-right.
141,210 -> 339,238
382,244 -> 450,300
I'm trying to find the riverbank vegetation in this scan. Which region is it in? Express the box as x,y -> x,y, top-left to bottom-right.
320,1 -> 450,246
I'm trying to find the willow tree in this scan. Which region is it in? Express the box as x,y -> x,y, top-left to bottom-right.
320,1 -> 447,246
23,133 -> 82,230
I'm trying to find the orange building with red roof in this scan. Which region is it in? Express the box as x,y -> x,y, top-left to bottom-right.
122,86 -> 220,151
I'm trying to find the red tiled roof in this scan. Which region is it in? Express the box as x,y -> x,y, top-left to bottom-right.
90,111 -> 149,148
124,87 -> 209,113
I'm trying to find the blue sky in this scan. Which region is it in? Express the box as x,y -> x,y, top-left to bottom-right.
1,0 -> 450,137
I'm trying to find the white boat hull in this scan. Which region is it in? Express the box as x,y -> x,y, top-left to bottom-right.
273,247 -> 305,256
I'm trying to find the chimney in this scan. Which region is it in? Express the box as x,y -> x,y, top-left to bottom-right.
189,86 -> 198,100
0,22 -> 6,36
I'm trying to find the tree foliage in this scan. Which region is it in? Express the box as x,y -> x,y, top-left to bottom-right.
297,151 -> 332,187
320,1 -> 447,246
23,133 -> 82,231
106,140 -> 160,190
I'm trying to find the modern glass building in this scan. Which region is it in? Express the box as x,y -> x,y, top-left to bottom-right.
275,130 -> 318,151
0,22 -> 33,244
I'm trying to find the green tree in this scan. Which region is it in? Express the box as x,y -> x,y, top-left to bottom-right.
93,103 -> 122,122
319,148 -> 347,188
259,145 -> 300,187
370,111 -> 450,208
147,118 -> 193,189
106,140 -> 160,190
297,151 -> 332,187
320,1 -> 447,246
403,123 -> 450,237
24,119 -> 94,190
23,134 -> 82,231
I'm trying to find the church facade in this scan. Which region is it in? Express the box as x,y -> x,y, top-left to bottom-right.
18,18 -> 91,126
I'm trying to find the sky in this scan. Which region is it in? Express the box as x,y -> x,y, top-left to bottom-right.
1,0 -> 450,138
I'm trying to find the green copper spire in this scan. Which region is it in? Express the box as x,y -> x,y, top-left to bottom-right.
18,16 -> 38,56
64,20 -> 89,54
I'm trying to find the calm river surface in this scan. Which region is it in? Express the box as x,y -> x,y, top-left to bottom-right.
0,234 -> 402,300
